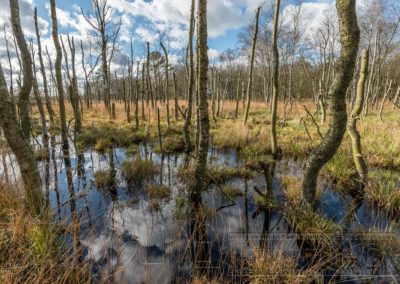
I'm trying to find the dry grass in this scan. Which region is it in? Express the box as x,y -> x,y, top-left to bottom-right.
250,249 -> 322,284
0,184 -> 91,283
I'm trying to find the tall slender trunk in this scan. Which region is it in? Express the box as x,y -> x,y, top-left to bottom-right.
184,0 -> 195,152
34,7 -> 55,124
191,0 -> 210,273
146,42 -> 154,108
67,36 -> 82,135
270,1 -> 280,157
243,7 -> 261,125
50,0 -> 69,156
301,0 -> 360,204
235,70 -> 242,118
173,71 -> 179,120
160,42 -> 170,128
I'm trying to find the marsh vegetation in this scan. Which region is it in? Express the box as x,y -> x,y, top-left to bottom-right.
1,0 -> 400,283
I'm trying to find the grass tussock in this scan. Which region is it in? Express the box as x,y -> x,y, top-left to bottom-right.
121,156 -> 158,184
250,249 -> 322,284
220,186 -> 244,199
284,203 -> 341,252
161,136 -> 185,153
0,184 -> 91,283
178,163 -> 254,188
145,183 -> 171,200
35,147 -> 49,161
365,169 -> 400,213
94,169 -> 116,189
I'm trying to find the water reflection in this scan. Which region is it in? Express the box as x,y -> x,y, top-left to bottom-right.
2,135 -> 397,283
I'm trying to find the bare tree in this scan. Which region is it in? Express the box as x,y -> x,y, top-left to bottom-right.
10,0 -> 33,140
50,0 -> 69,155
81,0 -> 121,112
34,7 -> 55,123
270,0 -> 280,158
243,7 -> 261,125
184,0 -> 195,152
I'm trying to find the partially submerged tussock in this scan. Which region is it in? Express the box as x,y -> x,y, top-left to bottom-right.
145,183 -> 171,200
365,169 -> 400,213
94,169 -> 116,190
0,184 -> 90,283
121,156 -> 158,184
178,163 -> 255,188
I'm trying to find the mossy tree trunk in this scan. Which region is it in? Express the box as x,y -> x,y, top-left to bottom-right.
0,63 -> 44,216
67,36 -> 82,135
243,7 -> 260,125
160,42 -> 170,128
270,0 -> 280,158
347,48 -> 369,186
191,0 -> 210,272
173,71 -> 179,120
184,0 -> 195,152
10,0 -> 33,141
50,0 -> 69,156
301,0 -> 360,204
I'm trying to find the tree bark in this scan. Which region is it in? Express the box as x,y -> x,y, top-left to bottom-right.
347,49 -> 368,186
301,0 -> 360,204
160,42 -> 170,128
270,0 -> 280,157
191,0 -> 210,272
10,0 -> 33,141
0,63 -> 44,216
184,0 -> 195,152
50,0 -> 69,156
34,7 -> 55,124
243,7 -> 261,125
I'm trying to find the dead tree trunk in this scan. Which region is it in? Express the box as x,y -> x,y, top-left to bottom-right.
243,7 -> 260,125
50,0 -> 69,156
67,36 -> 82,135
173,71 -> 179,120
270,1 -> 280,158
301,0 -> 360,204
34,7 -> 55,124
10,0 -> 33,141
184,0 -> 195,152
160,42 -> 170,128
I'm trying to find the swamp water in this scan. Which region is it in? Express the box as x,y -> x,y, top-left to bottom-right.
2,136 -> 400,283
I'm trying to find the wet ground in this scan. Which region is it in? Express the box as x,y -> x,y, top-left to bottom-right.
2,135 -> 400,283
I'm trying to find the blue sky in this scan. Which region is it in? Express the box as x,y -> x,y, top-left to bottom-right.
0,0 -> 336,56
0,0 -> 341,77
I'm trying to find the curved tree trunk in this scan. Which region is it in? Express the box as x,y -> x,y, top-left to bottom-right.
348,49 -> 369,186
301,0 -> 360,204
0,63 -> 44,216
10,0 -> 33,141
